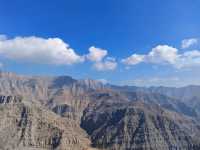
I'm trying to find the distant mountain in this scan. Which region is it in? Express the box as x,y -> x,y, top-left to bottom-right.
120,91 -> 197,118
109,84 -> 200,101
149,85 -> 200,101
0,72 -> 105,122
110,84 -> 200,119
1,72 -> 200,150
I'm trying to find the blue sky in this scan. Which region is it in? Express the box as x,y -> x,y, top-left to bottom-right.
1,0 -> 200,87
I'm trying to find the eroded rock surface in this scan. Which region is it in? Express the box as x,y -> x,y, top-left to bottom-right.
0,95 -> 94,150
81,96 -> 200,150
1,72 -> 200,150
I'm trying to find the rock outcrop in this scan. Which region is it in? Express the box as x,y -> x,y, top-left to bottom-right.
81,95 -> 200,150
1,72 -> 200,150
0,72 -> 105,123
0,95 -> 94,150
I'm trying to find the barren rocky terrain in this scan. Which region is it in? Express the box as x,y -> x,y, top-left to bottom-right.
1,72 -> 200,150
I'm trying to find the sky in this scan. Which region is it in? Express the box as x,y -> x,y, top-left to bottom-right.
1,0 -> 200,87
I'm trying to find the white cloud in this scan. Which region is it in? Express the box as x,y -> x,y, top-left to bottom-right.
86,46 -> 107,62
0,36 -> 84,65
0,36 -> 117,71
122,45 -> 178,66
176,50 -> 200,68
147,45 -> 178,64
122,45 -> 200,69
93,57 -> 117,71
86,46 -> 117,71
122,54 -> 145,65
181,38 -> 198,49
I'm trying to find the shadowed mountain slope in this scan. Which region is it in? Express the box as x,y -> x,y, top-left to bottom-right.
1,72 -> 200,150
81,95 -> 200,150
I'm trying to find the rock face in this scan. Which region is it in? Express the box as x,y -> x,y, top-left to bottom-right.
0,95 -> 94,150
119,91 -> 197,118
111,85 -> 200,119
0,72 -> 105,122
81,97 -> 200,150
1,72 -> 200,150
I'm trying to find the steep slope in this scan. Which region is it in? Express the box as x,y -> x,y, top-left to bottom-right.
148,86 -> 200,117
120,91 -> 197,118
1,72 -> 197,120
2,72 -> 200,150
0,72 -> 105,122
81,95 -> 200,150
0,95 -> 95,150
111,85 -> 200,118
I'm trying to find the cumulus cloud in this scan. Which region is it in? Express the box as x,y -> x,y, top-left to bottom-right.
122,45 -> 178,66
147,45 -> 178,64
181,38 -> 198,49
176,50 -> 200,68
122,45 -> 200,69
122,54 -> 145,65
86,46 -> 117,71
0,36 -> 117,71
0,36 -> 84,65
86,46 -> 107,62
93,57 -> 117,71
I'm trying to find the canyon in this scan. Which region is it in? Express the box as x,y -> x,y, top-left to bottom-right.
0,72 -> 200,150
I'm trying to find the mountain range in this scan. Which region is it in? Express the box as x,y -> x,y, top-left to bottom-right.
0,71 -> 200,150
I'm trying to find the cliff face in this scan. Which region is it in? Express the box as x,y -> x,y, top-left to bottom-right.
2,94 -> 200,150
1,72 -> 200,150
119,91 -> 198,118
111,85 -> 200,119
0,72 -> 105,122
0,95 -> 95,150
81,95 -> 200,150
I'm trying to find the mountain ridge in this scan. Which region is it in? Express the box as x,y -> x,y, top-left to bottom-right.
1,71 -> 200,150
